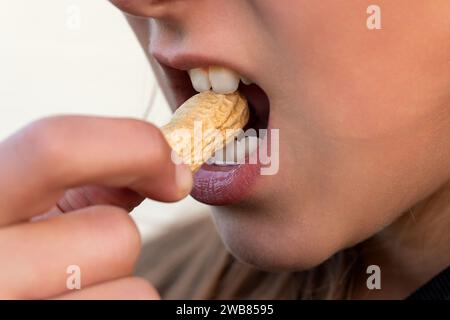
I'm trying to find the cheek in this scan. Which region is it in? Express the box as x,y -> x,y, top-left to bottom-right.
212,125 -> 449,271
241,3 -> 450,270
259,0 -> 450,139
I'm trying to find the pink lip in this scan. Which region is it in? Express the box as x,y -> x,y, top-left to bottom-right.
191,125 -> 272,205
190,86 -> 271,206
152,54 -> 271,206
191,162 -> 261,205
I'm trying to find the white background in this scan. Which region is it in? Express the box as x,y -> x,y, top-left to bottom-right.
0,0 -> 209,241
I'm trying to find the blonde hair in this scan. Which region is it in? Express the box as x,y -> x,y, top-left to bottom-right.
296,248 -> 360,299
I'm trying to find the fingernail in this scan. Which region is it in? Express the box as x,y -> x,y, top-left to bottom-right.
175,163 -> 193,197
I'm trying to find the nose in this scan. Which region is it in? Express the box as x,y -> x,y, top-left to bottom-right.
109,0 -> 173,18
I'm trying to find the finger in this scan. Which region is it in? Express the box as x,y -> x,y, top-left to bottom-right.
55,186 -> 144,214
0,116 -> 192,225
33,186 -> 144,221
0,205 -> 141,299
54,277 -> 160,300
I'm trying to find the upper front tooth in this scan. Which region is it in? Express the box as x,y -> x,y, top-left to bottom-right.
208,66 -> 240,94
240,76 -> 253,85
188,68 -> 211,92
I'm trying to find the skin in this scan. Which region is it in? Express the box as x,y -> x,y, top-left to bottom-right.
111,0 -> 450,299
0,0 -> 448,299
0,116 -> 192,299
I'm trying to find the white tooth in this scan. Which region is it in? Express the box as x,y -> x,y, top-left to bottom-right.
245,136 -> 259,156
208,66 -> 240,94
188,68 -> 211,92
210,135 -> 262,165
225,140 -> 239,164
210,142 -> 227,165
235,137 -> 248,163
213,160 -> 230,166
205,153 -> 216,165
214,149 -> 225,165
240,76 -> 253,85
236,129 -> 246,141
212,139 -> 236,165
246,136 -> 261,164
244,128 -> 258,138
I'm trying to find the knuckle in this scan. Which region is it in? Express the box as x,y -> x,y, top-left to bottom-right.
91,205 -> 141,267
23,117 -> 67,166
135,121 -> 171,167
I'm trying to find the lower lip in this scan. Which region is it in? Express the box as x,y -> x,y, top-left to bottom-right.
191,161 -> 261,206
190,131 -> 269,205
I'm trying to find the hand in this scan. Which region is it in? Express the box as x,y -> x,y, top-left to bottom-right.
0,115 -> 192,299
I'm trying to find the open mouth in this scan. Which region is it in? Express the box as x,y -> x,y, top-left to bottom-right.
158,63 -> 271,205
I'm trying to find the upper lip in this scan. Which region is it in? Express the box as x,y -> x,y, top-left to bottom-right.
151,50 -> 271,132
151,50 -> 254,84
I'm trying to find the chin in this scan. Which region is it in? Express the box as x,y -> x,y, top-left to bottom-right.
210,206 -> 340,272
